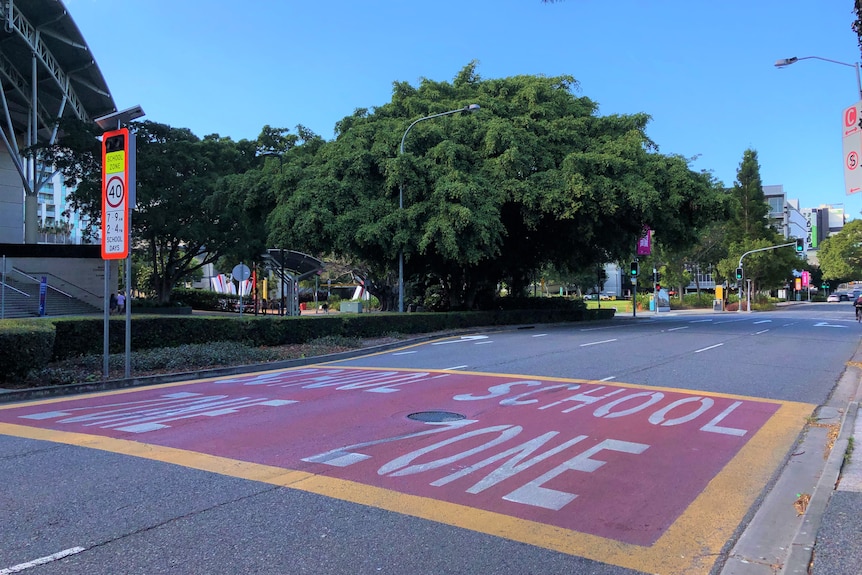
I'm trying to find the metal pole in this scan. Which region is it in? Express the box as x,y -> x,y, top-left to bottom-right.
103,261 -> 110,378
1,255 -> 5,319
855,62 -> 862,101
280,249 -> 285,316
124,247 -> 131,379
239,261 -> 244,318
632,258 -> 637,318
397,105 -> 480,313
398,182 -> 404,313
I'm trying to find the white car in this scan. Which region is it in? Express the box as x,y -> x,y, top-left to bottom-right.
827,293 -> 841,302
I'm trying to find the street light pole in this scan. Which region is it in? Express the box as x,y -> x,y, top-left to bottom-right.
397,104 -> 480,312
775,55 -> 862,101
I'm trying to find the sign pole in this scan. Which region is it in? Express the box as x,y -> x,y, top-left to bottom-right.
101,127 -> 131,379
103,261 -> 110,378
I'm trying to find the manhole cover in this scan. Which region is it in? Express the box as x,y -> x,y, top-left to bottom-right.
407,411 -> 466,423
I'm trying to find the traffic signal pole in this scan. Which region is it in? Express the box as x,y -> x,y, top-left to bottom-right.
736,241 -> 799,312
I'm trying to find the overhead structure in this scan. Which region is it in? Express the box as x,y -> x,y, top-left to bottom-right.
0,0 -> 116,243
263,249 -> 324,316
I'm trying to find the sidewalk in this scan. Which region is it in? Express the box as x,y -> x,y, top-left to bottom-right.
720,356 -> 862,574
808,400 -> 862,574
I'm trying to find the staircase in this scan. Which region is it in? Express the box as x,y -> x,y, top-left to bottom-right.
1,275 -> 100,319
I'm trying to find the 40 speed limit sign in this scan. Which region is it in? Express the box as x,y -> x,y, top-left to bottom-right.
101,128 -> 129,259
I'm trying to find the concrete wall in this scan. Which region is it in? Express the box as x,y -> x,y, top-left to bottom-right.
10,257 -> 117,307
0,244 -> 117,307
0,141 -> 23,244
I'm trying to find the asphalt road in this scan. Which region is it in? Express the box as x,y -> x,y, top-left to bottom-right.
0,302 -> 858,575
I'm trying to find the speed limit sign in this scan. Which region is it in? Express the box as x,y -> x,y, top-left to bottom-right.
101,128 -> 129,259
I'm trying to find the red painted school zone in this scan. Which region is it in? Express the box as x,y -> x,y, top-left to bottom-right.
1,366 -> 781,547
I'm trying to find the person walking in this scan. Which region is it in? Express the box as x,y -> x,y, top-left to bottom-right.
109,293 -> 117,314
117,291 -> 126,314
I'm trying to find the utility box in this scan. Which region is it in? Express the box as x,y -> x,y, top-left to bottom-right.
340,301 -> 363,313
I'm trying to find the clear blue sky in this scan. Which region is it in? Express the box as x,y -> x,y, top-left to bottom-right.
66,0 -> 862,218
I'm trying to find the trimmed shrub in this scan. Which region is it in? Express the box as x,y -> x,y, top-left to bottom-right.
172,288 -> 225,311
0,321 -> 55,382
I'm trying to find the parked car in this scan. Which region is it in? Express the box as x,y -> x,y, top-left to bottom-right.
827,293 -> 841,302
838,293 -> 851,302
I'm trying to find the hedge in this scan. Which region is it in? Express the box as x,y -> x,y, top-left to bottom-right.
0,321 -> 55,381
0,304 -> 614,381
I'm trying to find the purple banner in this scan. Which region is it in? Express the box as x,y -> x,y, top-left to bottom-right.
637,227 -> 652,256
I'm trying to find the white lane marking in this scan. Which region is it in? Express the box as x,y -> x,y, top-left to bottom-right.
754,329 -> 770,335
1,547 -> 86,574
599,376 -> 616,382
667,326 -> 689,332
689,319 -> 713,323
532,333 -> 548,337
443,365 -> 468,371
579,325 -> 617,332
814,322 -> 849,329
392,351 -> 418,356
715,319 -> 747,324
753,320 -> 772,324
474,341 -> 493,345
694,343 -> 724,354
431,335 -> 489,345
579,339 -> 618,347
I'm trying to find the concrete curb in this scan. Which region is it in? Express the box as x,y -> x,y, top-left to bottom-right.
781,402 -> 858,574
0,335 -> 446,404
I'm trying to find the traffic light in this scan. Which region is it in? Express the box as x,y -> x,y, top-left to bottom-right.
795,238 -> 804,252
655,271 -> 662,283
655,283 -> 661,291
735,267 -> 743,280
630,261 -> 639,277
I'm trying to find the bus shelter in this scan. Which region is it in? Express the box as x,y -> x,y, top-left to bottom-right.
262,249 -> 324,316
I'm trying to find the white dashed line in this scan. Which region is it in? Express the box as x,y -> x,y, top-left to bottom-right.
532,333 -> 548,337
392,351 -> 418,356
694,343 -> 724,353
579,339 -> 618,347
443,365 -> 468,370
1,547 -> 86,574
599,376 -> 616,381
667,326 -> 689,332
754,329 -> 770,335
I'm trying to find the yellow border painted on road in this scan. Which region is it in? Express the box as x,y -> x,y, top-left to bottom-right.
0,364 -> 814,575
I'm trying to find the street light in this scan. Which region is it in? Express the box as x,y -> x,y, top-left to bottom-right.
775,56 -> 862,100
397,104 -> 481,312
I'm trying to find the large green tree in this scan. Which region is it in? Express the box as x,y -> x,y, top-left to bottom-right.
727,149 -> 772,242
268,63 -> 726,310
68,121 -> 261,302
819,219 -> 862,281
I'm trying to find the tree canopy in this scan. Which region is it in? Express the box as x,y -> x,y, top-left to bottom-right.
267,62 -> 728,310
68,121 -> 266,302
819,219 -> 862,281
